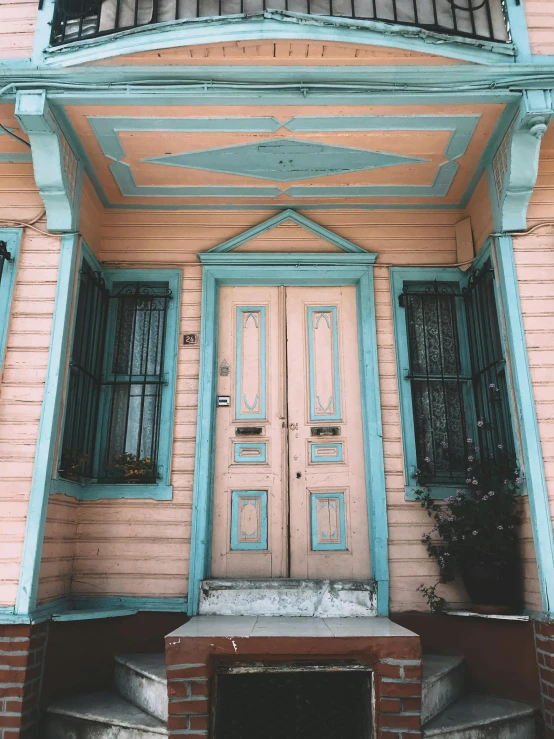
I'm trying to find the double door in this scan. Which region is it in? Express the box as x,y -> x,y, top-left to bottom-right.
211,285 -> 370,579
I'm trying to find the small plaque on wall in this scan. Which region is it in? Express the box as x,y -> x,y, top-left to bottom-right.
183,334 -> 197,346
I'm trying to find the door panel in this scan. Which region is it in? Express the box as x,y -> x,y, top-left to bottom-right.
211,284 -> 370,580
212,286 -> 287,578
286,287 -> 370,579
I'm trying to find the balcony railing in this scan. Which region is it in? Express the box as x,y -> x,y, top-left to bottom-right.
50,0 -> 509,46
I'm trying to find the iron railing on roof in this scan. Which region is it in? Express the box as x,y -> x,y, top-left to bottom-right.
50,0 -> 510,46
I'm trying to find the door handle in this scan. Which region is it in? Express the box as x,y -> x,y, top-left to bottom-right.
296,472 -> 302,479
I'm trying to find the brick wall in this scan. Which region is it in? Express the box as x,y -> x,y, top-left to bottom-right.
165,632 -> 422,739
535,620 -> 554,737
0,623 -> 48,739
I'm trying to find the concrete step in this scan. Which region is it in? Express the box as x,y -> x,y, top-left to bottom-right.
422,655 -> 465,724
45,691 -> 168,739
115,653 -> 168,722
198,578 -> 377,617
423,693 -> 537,739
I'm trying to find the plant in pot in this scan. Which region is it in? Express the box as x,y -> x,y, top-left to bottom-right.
59,448 -> 88,481
415,441 -> 522,614
106,452 -> 156,482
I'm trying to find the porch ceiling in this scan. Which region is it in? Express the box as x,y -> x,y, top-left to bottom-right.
51,99 -> 513,210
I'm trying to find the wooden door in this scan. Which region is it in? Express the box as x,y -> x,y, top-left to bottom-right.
211,285 -> 370,580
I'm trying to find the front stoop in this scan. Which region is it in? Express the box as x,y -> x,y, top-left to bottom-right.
44,621 -> 539,738
198,578 -> 377,617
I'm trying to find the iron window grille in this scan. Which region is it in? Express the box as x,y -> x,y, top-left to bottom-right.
0,241 -> 13,286
49,0 -> 510,46
400,261 -> 515,484
59,266 -> 172,484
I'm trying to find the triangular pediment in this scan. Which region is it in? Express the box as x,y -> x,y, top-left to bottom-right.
204,210 -> 369,255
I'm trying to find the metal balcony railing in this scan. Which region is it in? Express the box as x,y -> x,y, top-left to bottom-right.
50,0 -> 509,46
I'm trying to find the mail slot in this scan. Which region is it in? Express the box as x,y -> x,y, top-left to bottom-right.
311,426 -> 341,436
236,427 -> 264,436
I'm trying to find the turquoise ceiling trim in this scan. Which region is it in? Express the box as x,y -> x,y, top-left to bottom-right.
88,113 -> 476,200
143,138 -> 427,182
89,116 -> 286,161
0,153 -> 32,162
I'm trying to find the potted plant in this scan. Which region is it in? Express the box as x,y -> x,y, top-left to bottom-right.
415,441 -> 522,614
59,448 -> 88,481
106,453 -> 156,482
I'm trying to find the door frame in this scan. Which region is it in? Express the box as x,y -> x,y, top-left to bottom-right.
188,221 -> 389,616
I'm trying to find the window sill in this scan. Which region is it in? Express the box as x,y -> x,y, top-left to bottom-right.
49,477 -> 173,500
405,484 -> 467,501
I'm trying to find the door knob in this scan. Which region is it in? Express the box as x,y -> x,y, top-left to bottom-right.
296,472 -> 302,479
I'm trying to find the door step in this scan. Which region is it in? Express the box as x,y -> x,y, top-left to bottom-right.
114,653 -> 168,722
198,578 -> 377,617
422,655 -> 465,723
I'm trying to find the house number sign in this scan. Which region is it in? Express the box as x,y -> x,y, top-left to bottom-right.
183,334 -> 197,345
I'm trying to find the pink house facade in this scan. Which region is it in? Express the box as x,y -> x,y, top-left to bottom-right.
1,3 -> 554,737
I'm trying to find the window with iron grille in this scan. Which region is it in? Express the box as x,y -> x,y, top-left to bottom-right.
392,259 -> 517,497
59,254 -> 179,491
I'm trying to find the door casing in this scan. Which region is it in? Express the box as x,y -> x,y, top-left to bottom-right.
189,249 -> 389,616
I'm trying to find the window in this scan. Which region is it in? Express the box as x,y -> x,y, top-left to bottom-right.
58,251 -> 180,496
392,259 -> 516,499
0,230 -> 22,374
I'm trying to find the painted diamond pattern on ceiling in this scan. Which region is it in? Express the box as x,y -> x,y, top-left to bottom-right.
143,138 -> 427,182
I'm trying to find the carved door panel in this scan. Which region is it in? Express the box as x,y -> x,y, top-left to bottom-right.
286,286 -> 370,579
211,287 -> 287,577
211,285 -> 370,580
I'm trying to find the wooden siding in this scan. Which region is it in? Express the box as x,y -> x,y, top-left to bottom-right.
0,0 -> 38,59
466,171 -> 494,254
78,176 -> 103,255
0,208 -> 61,607
91,40 -> 467,66
527,0 -> 554,56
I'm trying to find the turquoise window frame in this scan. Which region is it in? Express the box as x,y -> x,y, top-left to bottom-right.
51,245 -> 181,501
0,229 -> 22,375
391,250 -> 519,501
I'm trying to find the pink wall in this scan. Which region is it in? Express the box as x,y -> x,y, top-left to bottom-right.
0,165 -> 61,605
526,0 -> 554,55
35,208 -> 483,612
0,0 -> 38,59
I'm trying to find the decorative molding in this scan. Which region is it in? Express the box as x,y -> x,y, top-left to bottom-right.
87,113 -> 476,202
492,90 -> 554,232
202,209 -> 374,255
15,91 -> 83,232
310,492 -> 347,551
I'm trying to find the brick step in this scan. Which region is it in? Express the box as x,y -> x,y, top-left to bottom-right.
44,691 -> 168,738
115,653 -> 168,722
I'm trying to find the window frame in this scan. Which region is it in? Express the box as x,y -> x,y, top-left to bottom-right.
51,244 -> 181,500
0,229 -> 22,377
391,250 -> 519,500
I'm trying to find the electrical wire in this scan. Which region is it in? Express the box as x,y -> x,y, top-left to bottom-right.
0,121 -> 30,148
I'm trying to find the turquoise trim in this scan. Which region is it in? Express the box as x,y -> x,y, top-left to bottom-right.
234,442 -> 267,464
38,13 -> 514,67
15,235 -> 79,616
504,0 -> 532,63
189,254 -> 388,616
0,596 -> 188,624
49,478 -> 173,500
310,442 -> 343,464
235,306 -> 267,420
0,229 -> 22,375
230,490 -> 268,550
307,306 -> 341,422
493,235 -> 554,617
0,153 -> 32,163
310,492 -> 347,551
